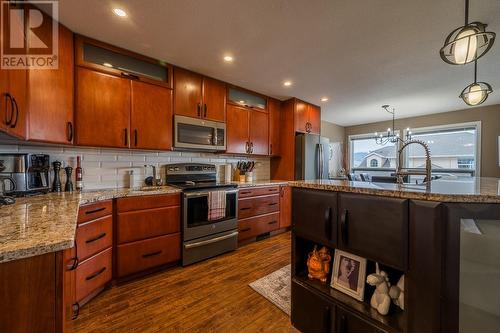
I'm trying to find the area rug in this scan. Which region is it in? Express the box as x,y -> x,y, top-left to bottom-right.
249,264 -> 291,315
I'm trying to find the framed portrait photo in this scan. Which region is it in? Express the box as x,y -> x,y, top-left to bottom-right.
331,250 -> 367,301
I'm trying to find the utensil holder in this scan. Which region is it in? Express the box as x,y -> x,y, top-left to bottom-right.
245,171 -> 253,182
239,173 -> 246,182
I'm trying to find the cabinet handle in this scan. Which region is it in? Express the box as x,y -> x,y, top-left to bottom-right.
10,96 -> 19,128
204,103 -> 207,118
67,122 -> 73,142
85,267 -> 106,281
85,233 -> 106,244
66,257 -> 79,271
240,227 -> 251,232
245,142 -> 249,154
84,207 -> 106,215
120,72 -> 140,80
240,207 -> 251,211
142,250 -> 162,258
240,191 -> 251,195
71,302 -> 80,320
197,103 -> 201,117
250,142 -> 254,154
323,306 -> 331,333
268,220 -> 278,225
268,202 -> 278,206
134,129 -> 138,147
341,209 -> 349,245
324,207 -> 332,241
124,128 -> 128,146
270,143 -> 272,155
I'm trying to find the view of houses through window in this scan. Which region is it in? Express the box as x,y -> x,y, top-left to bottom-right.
349,122 -> 480,179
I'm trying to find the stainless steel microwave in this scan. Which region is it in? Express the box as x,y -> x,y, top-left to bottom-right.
174,115 -> 226,151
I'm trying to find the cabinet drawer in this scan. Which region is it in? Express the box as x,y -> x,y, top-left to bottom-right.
116,193 -> 180,213
293,188 -> 337,247
76,216 -> 113,262
117,206 -> 180,244
338,193 -> 408,270
238,194 -> 279,219
238,212 -> 280,241
75,247 -> 112,302
116,233 -> 181,277
238,186 -> 280,198
78,200 -> 112,224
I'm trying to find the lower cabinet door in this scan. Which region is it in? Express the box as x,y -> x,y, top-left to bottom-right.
75,247 -> 112,302
293,188 -> 337,247
291,280 -> 335,333
336,307 -> 385,333
238,212 -> 280,241
116,233 -> 181,277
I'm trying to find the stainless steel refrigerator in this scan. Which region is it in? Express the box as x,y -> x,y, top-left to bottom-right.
295,134 -> 330,180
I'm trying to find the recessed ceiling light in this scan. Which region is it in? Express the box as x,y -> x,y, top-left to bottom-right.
103,62 -> 113,68
283,80 -> 292,87
320,97 -> 329,102
113,8 -> 127,17
223,55 -> 234,62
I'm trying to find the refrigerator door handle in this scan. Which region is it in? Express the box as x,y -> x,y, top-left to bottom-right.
317,143 -> 323,179
319,144 -> 324,179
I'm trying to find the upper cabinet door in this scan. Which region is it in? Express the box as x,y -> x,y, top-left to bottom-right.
131,81 -> 172,150
226,104 -> 249,154
3,69 -> 26,139
173,68 -> 202,119
294,99 -> 308,133
308,104 -> 321,135
0,67 -> 9,133
202,77 -> 225,122
268,98 -> 280,156
75,68 -> 131,148
28,23 -> 74,144
227,87 -> 267,111
249,110 -> 269,155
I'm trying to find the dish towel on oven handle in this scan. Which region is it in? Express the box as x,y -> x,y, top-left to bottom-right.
208,190 -> 227,221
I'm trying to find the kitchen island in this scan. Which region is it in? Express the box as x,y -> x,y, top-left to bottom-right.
289,178 -> 500,333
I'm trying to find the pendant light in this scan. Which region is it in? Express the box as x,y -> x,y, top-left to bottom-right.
459,60 -> 492,106
440,0 -> 495,65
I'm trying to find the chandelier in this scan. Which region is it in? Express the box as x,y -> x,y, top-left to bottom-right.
374,105 -> 412,145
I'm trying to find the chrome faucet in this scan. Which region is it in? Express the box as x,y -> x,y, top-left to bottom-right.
144,164 -> 162,186
395,140 -> 432,187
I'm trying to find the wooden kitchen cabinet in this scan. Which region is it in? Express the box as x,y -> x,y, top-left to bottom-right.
0,67 -> 27,140
293,188 -> 337,247
174,67 -> 225,122
226,104 -> 269,155
279,185 -> 291,229
338,193 -> 408,270
75,67 -> 131,148
27,13 -> 74,144
268,98 -> 281,156
294,98 -> 321,135
131,81 -> 173,150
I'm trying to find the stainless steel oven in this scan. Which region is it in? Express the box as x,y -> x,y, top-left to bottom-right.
165,163 -> 238,266
174,115 -> 226,151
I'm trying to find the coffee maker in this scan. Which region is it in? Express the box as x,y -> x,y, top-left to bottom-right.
0,154 -> 51,196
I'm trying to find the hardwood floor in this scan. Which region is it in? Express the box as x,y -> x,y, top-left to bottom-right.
73,232 -> 293,333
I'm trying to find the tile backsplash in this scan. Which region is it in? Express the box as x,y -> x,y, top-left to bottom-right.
0,144 -> 270,190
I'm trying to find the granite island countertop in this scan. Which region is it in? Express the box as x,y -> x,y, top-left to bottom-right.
289,177 -> 500,203
0,186 -> 181,264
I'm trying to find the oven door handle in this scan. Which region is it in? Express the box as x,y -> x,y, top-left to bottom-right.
184,189 -> 239,198
184,231 -> 238,249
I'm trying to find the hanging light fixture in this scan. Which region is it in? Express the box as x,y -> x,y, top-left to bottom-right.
440,0 -> 495,65
374,105 -> 412,145
459,60 -> 493,106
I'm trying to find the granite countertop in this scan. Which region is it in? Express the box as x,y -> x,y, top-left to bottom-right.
289,177 -> 500,203
0,186 -> 181,264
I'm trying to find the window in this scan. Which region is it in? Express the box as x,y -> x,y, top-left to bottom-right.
348,133 -> 399,175
404,122 -> 480,178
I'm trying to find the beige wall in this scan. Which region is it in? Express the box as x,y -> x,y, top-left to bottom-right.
344,104 -> 500,178
321,121 -> 345,142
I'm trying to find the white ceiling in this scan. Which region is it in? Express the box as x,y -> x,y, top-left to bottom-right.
56,0 -> 500,126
